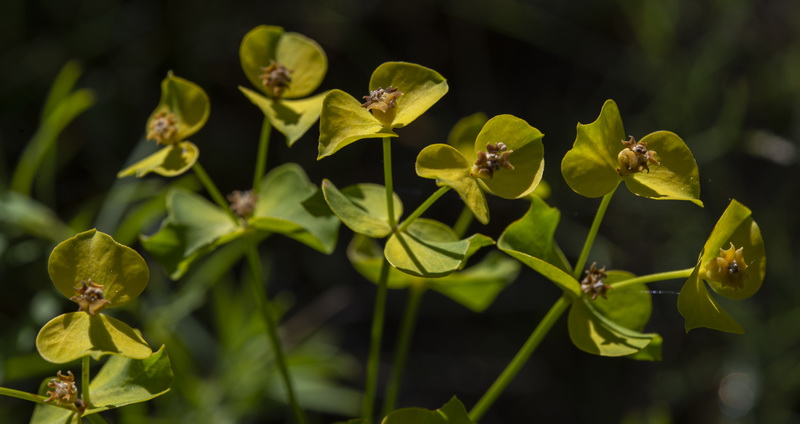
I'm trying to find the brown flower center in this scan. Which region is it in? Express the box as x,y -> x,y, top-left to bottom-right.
259,60 -> 293,98
470,142 -> 515,179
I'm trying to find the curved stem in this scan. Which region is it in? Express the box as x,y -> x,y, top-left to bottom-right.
244,234 -> 306,424
572,183 -> 619,279
383,138 -> 397,229
382,284 -> 426,415
192,163 -> 239,225
452,206 -> 474,238
252,117 -> 273,193
612,267 -> 695,290
397,186 -> 451,233
82,356 -> 91,407
469,295 -> 571,421
363,257 -> 391,424
0,386 -> 80,413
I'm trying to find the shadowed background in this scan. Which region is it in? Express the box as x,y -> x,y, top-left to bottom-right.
1,0 -> 799,422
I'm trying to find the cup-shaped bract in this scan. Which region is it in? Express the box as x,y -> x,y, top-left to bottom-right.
561,99 -> 702,206
318,62 -> 448,158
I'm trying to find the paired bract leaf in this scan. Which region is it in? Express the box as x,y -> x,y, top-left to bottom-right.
678,200 -> 764,333
561,99 -> 702,206
568,296 -> 658,357
148,72 -> 210,142
36,312 -> 152,363
382,396 -> 474,424
250,163 -> 339,254
117,141 -> 199,178
416,144 -> 488,224
322,181 -> 403,238
384,218 -> 493,278
447,112 -> 488,160
240,88 -> 327,146
318,62 -> 447,158
141,188 -> 243,280
240,25 -> 327,99
48,229 -> 148,309
348,235 -> 518,311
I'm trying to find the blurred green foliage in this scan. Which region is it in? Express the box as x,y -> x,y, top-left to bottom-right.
2,0 -> 798,422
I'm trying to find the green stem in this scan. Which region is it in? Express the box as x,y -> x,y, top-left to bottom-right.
0,386 -> 79,414
612,267 -> 695,290
252,117 -> 272,193
469,295 -> 571,421
383,138 -> 397,229
397,186 -> 451,233
192,163 -> 240,225
363,257 -> 391,424
572,183 -> 619,279
82,356 -> 91,407
244,235 -> 306,424
382,284 -> 426,415
452,206 -> 474,238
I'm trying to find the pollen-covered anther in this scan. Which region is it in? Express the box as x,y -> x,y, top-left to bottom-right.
470,142 -> 515,179
616,135 -> 660,176
147,112 -> 179,145
227,189 -> 257,219
361,86 -> 403,113
44,370 -> 79,406
581,262 -> 611,300
702,242 -> 749,290
259,60 -> 293,98
70,278 -> 111,316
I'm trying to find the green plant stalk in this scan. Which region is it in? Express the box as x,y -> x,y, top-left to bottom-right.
572,183 -> 619,279
82,356 -> 91,407
244,235 -> 306,424
397,186 -> 451,233
192,163 -> 240,225
612,267 -> 695,290
469,295 -> 571,421
252,117 -> 272,193
382,284 -> 426,415
452,206 -> 474,238
383,138 -> 397,228
0,386 -> 79,413
363,257 -> 391,424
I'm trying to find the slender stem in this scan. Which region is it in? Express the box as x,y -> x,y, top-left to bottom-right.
572,183 -> 619,279
397,186 -> 451,233
452,206 -> 474,238
252,117 -> 273,193
363,257 -> 391,424
469,295 -> 571,422
612,267 -> 695,290
383,138 -> 396,229
382,284 -> 426,415
0,386 -> 78,413
244,235 -> 306,424
192,163 -> 239,225
82,356 -> 91,407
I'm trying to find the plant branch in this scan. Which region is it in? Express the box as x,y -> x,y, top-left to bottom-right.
383,138 -> 396,229
363,257 -> 391,424
397,186 -> 451,233
382,284 -> 426,415
572,183 -> 619,279
82,356 -> 91,407
612,267 -> 695,290
192,163 -> 240,225
0,386 -> 80,413
252,117 -> 272,193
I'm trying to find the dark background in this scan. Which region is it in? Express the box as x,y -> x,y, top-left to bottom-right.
2,0 -> 799,423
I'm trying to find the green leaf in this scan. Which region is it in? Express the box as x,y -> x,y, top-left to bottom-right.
36,312 -> 152,363
369,62 -> 448,128
117,141 -> 199,178
239,25 -> 327,99
384,219 -> 493,278
84,345 -> 172,414
347,235 -> 424,289
322,181 -> 402,238
249,163 -> 339,254
428,251 -> 520,312
677,264 -> 744,333
48,229 -> 148,308
497,196 -> 571,273
594,271 -> 652,332
30,398 -> 79,424
148,73 -> 209,142
141,188 -> 242,280
475,115 -> 545,199
0,190 -> 72,242
318,89 -> 397,158
623,131 -> 703,206
699,200 -> 765,300
568,297 -> 658,357
240,87 -> 327,146
416,144 -> 488,224
561,99 -> 626,198
382,396 -> 474,424
447,112 -> 488,161
627,334 -> 663,361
